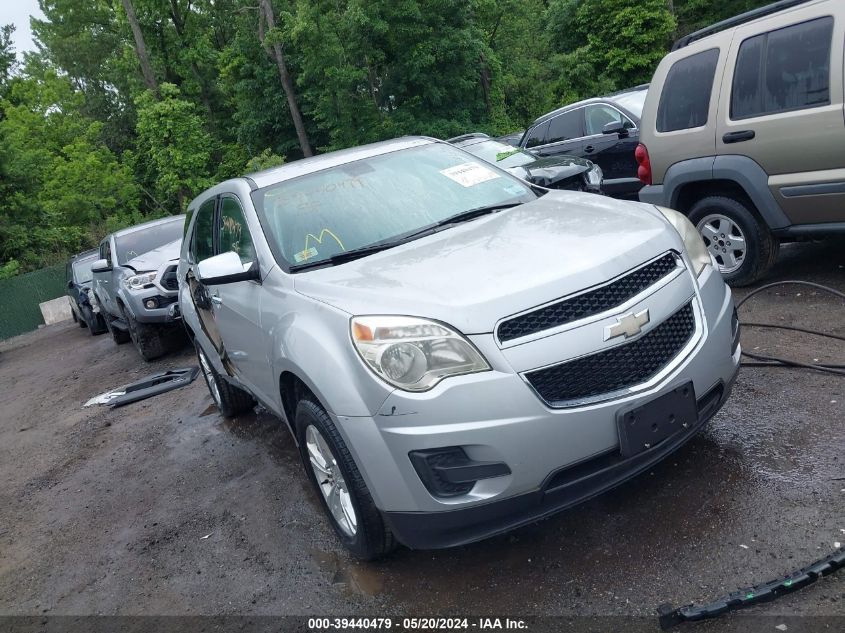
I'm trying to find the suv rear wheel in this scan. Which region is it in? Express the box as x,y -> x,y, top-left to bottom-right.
294,398 -> 396,560
688,196 -> 778,286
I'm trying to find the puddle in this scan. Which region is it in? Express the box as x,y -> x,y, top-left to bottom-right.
309,548 -> 384,596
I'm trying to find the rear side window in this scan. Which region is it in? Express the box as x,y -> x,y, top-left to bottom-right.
731,17 -> 833,120
524,121 -> 549,148
657,48 -> 720,132
546,110 -> 584,143
191,199 -> 216,263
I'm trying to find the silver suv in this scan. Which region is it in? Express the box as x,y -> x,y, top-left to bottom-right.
637,0 -> 845,285
179,137 -> 740,559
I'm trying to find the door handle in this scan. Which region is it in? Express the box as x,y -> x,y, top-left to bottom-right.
722,130 -> 755,144
210,293 -> 222,306
584,145 -> 595,153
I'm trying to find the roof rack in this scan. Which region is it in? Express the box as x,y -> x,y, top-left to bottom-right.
671,0 -> 812,51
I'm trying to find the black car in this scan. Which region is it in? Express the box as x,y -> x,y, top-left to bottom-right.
494,130 -> 524,147
66,250 -> 107,335
517,85 -> 648,199
449,134 -> 603,194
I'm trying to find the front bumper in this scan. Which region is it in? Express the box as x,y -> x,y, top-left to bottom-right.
384,369 -> 736,549
333,264 -> 739,548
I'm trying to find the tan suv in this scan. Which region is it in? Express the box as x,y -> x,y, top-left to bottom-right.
637,0 -> 845,285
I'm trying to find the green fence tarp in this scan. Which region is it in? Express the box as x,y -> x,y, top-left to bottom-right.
0,264 -> 67,341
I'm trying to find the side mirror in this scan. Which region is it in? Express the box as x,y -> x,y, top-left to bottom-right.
602,120 -> 628,137
67,280 -> 74,290
91,258 -> 111,273
197,251 -> 260,285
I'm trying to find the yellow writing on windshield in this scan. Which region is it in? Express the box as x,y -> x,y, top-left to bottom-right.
305,228 -> 345,253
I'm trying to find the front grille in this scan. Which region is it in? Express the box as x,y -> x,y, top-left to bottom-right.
525,301 -> 696,406
161,266 -> 179,291
498,253 -> 678,342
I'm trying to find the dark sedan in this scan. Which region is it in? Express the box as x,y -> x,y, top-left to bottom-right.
449,134 -> 603,194
65,250 -> 107,335
517,85 -> 647,199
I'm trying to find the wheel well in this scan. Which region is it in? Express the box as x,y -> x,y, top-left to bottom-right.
279,371 -> 317,431
673,180 -> 755,216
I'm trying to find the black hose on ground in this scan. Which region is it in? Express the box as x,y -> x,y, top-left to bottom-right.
736,280 -> 845,377
656,279 -> 845,628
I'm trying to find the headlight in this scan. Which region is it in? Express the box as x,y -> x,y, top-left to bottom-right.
656,206 -> 711,276
123,272 -> 156,290
350,316 -> 490,391
585,164 -> 603,187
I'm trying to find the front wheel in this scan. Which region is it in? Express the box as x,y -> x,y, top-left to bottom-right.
126,313 -> 167,361
104,311 -> 130,345
295,398 -> 395,560
194,341 -> 254,417
688,196 -> 778,287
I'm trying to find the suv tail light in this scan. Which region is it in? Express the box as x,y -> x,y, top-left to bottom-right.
635,143 -> 652,186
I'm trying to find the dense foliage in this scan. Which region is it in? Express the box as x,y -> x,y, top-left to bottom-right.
0,0 -> 771,274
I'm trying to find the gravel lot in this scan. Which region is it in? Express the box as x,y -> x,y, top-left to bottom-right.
1,238 -> 843,628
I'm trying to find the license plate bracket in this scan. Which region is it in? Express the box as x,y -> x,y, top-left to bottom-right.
617,382 -> 697,458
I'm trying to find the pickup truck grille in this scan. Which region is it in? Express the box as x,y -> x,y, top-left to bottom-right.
498,253 -> 678,343
524,301 -> 695,407
160,266 -> 179,291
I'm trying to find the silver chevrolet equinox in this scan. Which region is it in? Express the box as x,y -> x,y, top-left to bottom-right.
178,137 -> 741,559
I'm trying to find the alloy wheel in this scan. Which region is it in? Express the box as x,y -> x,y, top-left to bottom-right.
305,424 -> 357,537
696,214 -> 746,274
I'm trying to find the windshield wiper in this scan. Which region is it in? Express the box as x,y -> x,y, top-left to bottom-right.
288,202 -> 522,272
430,202 -> 522,229
288,242 -> 396,272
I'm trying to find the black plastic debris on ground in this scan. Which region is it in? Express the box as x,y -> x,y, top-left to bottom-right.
658,547 -> 845,629
110,367 -> 200,408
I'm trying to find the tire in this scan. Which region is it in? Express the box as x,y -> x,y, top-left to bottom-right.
295,397 -> 396,560
104,310 -> 131,345
688,196 -> 779,287
194,341 -> 254,417
80,306 -> 99,336
126,312 -> 168,361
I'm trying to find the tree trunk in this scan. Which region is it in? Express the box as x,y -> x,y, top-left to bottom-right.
258,0 -> 313,157
120,0 -> 158,95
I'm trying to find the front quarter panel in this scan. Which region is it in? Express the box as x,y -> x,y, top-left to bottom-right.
262,271 -> 394,419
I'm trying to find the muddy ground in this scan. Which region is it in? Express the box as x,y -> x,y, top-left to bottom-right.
0,239 -> 843,629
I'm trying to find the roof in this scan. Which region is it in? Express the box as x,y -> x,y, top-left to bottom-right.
671,0 -> 813,50
531,85 -> 649,127
69,249 -> 99,263
244,136 -> 437,189
111,215 -> 185,239
446,133 -> 490,144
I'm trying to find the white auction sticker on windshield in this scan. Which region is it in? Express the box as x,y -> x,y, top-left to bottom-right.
440,162 -> 500,187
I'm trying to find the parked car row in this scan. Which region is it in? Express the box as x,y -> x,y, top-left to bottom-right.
460,0 -> 845,286
67,216 -> 186,361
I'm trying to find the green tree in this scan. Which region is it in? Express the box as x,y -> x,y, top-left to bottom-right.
134,83 -> 214,211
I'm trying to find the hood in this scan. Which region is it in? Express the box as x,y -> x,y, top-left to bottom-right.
293,192 -> 681,335
509,155 -> 593,188
125,239 -> 182,272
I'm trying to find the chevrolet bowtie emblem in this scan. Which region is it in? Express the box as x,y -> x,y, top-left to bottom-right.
604,309 -> 650,341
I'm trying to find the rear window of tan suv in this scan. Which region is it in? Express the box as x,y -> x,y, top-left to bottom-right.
657,48 -> 720,132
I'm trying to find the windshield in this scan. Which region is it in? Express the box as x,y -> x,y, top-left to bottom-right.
72,256 -> 96,284
115,218 -> 183,265
460,140 -> 535,168
252,143 -> 536,269
610,88 -> 648,119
